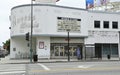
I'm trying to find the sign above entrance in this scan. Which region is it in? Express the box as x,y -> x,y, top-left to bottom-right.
39,42 -> 44,49
57,17 -> 81,32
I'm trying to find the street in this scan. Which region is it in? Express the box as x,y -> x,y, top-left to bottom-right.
0,61 -> 120,75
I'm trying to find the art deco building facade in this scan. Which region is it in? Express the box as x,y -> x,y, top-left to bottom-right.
10,0 -> 120,60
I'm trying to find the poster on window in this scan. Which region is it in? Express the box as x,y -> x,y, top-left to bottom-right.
39,42 -> 44,49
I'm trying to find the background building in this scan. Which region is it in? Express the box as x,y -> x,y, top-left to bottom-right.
87,0 -> 120,12
10,0 -> 120,60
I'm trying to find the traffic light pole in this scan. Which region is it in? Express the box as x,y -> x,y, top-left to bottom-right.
68,31 -> 70,62
67,29 -> 70,62
30,0 -> 33,63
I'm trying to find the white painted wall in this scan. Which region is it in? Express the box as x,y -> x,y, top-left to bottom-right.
10,4 -> 120,59
85,31 -> 119,44
87,11 -> 120,31
36,37 -> 50,58
10,4 -> 88,37
10,4 -> 88,59
10,37 -> 30,59
85,11 -> 120,45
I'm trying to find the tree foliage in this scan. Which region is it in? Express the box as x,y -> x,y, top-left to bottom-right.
3,39 -> 10,53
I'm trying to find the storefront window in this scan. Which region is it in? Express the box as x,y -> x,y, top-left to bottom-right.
111,44 -> 118,56
102,44 -> 110,55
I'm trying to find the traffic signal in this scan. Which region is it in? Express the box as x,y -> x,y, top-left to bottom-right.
25,32 -> 29,41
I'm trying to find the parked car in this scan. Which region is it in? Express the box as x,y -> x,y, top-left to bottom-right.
0,50 -> 5,58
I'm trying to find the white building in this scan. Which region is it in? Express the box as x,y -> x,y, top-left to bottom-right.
10,0 -> 120,60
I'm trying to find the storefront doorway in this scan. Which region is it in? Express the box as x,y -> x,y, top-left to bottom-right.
50,43 -> 83,58
95,44 -> 119,59
54,46 -> 64,56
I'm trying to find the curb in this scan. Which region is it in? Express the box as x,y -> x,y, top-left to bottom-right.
1,59 -> 120,64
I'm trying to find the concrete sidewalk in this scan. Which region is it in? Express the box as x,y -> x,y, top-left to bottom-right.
0,59 -> 79,64
0,56 -> 119,64
0,56 -> 79,64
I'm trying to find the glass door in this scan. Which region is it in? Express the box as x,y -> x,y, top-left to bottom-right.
69,46 -> 77,57
54,46 -> 64,56
60,46 -> 64,56
54,46 -> 59,56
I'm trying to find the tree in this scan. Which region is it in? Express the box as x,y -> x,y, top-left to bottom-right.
3,39 -> 10,54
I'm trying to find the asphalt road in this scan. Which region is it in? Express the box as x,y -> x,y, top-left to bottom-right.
0,61 -> 120,75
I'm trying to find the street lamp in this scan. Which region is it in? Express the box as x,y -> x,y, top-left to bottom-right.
66,29 -> 70,62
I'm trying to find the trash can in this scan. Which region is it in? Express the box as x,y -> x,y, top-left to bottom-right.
107,55 -> 110,60
33,55 -> 38,62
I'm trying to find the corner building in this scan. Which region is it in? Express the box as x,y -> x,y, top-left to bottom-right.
10,0 -> 120,60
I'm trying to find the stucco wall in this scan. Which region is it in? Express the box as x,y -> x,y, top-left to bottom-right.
10,37 -> 30,59
36,37 -> 50,58
10,4 -> 88,37
10,4 -> 120,59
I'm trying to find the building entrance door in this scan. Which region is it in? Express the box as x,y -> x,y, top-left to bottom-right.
69,46 -> 77,57
50,43 -> 83,58
54,46 -> 64,56
53,46 -> 78,58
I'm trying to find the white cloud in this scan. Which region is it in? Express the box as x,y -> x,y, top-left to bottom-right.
57,0 -> 86,8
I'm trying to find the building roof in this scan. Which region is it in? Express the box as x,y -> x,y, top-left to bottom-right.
11,4 -> 120,15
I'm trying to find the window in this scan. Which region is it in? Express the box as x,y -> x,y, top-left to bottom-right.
94,21 -> 100,28
103,21 -> 109,28
112,21 -> 118,29
102,44 -> 110,55
111,44 -> 118,56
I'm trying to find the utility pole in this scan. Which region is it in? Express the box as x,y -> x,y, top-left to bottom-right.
30,0 -> 34,63
67,29 -> 70,62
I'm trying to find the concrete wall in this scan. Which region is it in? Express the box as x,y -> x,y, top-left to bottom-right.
10,37 -> 30,59
10,4 -> 120,59
36,37 -> 50,58
10,4 -> 88,37
10,4 -> 88,59
85,11 -> 120,45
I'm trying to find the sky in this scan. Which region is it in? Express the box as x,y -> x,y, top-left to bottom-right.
0,0 -> 119,46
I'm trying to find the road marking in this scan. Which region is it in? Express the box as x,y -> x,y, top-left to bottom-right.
31,66 -> 120,73
78,65 -> 93,69
37,64 -> 50,71
0,71 -> 25,74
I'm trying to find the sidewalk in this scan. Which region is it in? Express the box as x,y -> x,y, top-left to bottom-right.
0,56 -> 79,64
0,56 -> 119,64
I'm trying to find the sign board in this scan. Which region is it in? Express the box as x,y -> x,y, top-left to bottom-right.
57,17 -> 81,32
39,42 -> 44,49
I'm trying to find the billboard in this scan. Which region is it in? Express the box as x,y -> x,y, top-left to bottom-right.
86,0 -> 94,9
86,0 -> 110,9
57,17 -> 81,32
